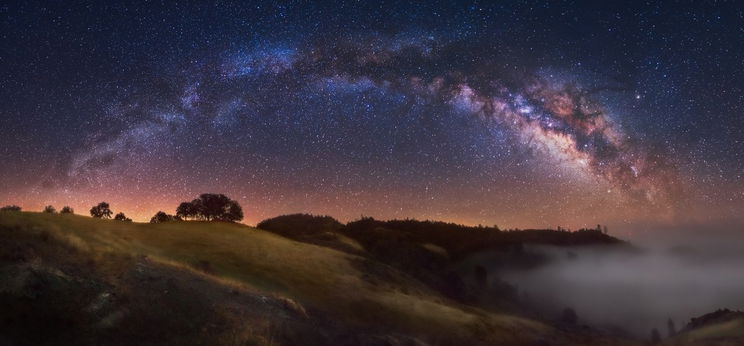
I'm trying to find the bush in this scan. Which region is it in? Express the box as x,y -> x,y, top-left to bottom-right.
60,206 -> 74,214
150,211 -> 180,223
43,205 -> 56,213
114,212 -> 132,222
0,205 -> 22,212
90,202 -> 113,219
561,307 -> 578,325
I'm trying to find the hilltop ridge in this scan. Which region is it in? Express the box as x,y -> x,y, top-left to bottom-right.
0,211 -> 633,345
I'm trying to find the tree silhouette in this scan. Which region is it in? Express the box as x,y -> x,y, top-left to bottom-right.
150,211 -> 180,223
114,212 -> 132,222
60,206 -> 74,214
0,205 -> 21,212
90,202 -> 113,219
176,194 -> 243,222
43,205 -> 56,213
257,214 -> 344,238
561,307 -> 578,325
667,317 -> 677,337
176,201 -> 199,220
650,328 -> 661,343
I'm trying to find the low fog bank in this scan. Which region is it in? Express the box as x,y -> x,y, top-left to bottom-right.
500,227 -> 744,336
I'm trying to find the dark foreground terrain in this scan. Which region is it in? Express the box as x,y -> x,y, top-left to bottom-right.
0,212 -> 740,345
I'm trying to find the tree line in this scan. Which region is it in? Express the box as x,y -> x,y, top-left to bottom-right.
0,193 -> 243,224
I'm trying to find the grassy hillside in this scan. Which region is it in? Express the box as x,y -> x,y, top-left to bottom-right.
671,310 -> 744,346
0,212 -> 633,345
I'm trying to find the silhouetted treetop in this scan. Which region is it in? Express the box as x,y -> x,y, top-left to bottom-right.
0,205 -> 21,212
90,202 -> 113,219
150,211 -> 180,223
114,212 -> 132,222
60,206 -> 74,214
176,194 -> 243,222
176,201 -> 199,220
43,205 -> 56,213
561,307 -> 578,325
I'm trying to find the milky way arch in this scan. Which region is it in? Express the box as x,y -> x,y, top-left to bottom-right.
59,35 -> 679,211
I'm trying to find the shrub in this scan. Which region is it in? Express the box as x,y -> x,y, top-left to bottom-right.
90,202 -> 113,219
60,206 -> 74,214
150,211 -> 181,223
561,307 -> 578,325
114,212 -> 132,222
0,205 -> 22,212
175,194 -> 243,222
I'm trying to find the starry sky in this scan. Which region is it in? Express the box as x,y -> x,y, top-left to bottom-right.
1,1 -> 743,234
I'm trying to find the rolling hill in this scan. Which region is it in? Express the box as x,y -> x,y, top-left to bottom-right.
0,212 -> 637,345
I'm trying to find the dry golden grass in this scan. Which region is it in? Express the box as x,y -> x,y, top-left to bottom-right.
0,211 -> 569,344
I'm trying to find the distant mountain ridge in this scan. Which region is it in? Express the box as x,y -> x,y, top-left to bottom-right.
257,214 -> 626,307
258,214 -> 624,259
2,211 -> 630,345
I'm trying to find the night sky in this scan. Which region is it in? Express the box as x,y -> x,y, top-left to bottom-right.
1,1 -> 743,233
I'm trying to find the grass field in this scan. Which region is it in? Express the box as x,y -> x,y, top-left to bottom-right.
0,212 -> 637,345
